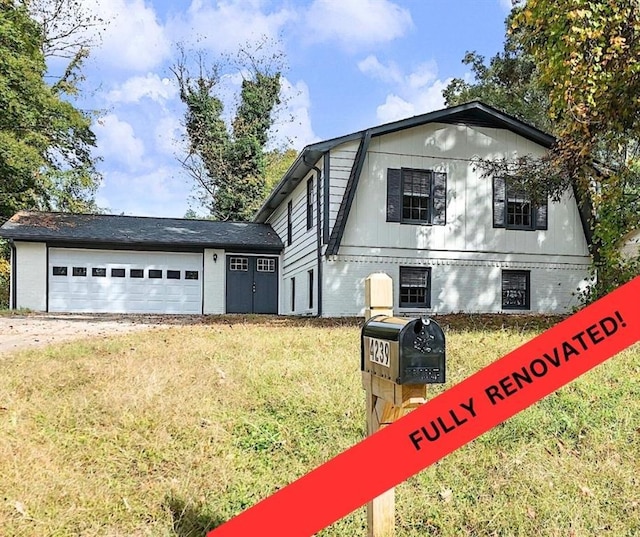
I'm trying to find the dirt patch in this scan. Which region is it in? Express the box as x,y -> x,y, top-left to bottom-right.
0,314 -> 177,355
0,311 -> 567,355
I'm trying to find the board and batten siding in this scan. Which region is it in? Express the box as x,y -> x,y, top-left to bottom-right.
320,122 -> 591,316
267,166 -> 320,314
340,123 -> 589,257
13,241 -> 47,311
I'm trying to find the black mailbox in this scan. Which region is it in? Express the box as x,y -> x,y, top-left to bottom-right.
361,316 -> 445,384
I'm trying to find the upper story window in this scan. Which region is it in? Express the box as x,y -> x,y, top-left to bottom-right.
306,178 -> 313,230
493,177 -> 547,230
402,169 -> 430,223
386,168 -> 447,225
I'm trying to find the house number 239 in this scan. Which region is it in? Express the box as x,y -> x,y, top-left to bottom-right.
369,338 -> 390,368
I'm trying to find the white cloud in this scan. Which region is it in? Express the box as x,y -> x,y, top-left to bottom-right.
407,61 -> 438,90
375,80 -> 450,123
154,113 -> 186,157
97,166 -> 191,217
89,0 -> 170,71
106,73 -> 178,103
376,94 -> 415,124
269,78 -> 318,150
359,55 -> 452,122
357,55 -> 403,85
304,0 -> 412,49
93,114 -> 146,169
168,0 -> 294,55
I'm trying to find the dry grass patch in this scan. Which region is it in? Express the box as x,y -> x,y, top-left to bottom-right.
0,322 -> 638,536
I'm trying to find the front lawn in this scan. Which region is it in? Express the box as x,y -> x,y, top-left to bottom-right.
0,319 -> 638,536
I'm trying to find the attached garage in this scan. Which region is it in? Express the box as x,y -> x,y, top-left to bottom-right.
48,249 -> 203,314
0,211 -> 284,315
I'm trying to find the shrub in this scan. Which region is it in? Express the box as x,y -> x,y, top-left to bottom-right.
0,256 -> 9,309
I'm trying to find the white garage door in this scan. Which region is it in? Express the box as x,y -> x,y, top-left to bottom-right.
48,248 -> 203,314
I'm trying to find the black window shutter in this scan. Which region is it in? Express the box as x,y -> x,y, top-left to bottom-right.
535,198 -> 548,230
493,176 -> 506,228
386,168 -> 401,222
432,172 -> 447,225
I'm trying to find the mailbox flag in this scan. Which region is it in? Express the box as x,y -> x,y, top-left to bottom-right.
207,275 -> 640,537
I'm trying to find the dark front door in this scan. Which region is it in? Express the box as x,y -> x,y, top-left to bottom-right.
226,256 -> 278,314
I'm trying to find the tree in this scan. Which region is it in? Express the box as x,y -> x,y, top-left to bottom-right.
443,9 -> 551,133
0,1 -> 101,222
512,0 -> 640,301
444,2 -> 640,303
264,148 -> 297,194
25,0 -> 105,64
172,42 -> 284,221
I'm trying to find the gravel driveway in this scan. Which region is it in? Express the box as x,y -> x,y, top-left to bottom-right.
0,314 -> 187,355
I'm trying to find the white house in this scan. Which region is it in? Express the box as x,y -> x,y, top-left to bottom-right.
254,101 -> 592,316
0,101 -> 592,316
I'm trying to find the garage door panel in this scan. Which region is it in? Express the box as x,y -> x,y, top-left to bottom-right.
48,249 -> 203,314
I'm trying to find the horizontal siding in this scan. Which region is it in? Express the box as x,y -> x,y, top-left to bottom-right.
327,140 -> 359,240
322,254 -> 590,317
284,259 -> 317,315
267,165 -> 321,315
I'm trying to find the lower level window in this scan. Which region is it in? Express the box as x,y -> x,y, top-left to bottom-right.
502,270 -> 530,310
399,266 -> 431,308
185,270 -> 199,280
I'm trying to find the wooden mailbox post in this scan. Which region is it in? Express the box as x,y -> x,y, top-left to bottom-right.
361,273 -> 446,535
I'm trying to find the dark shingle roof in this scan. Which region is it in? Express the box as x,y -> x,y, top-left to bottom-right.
254,100 -> 555,223
0,211 -> 284,252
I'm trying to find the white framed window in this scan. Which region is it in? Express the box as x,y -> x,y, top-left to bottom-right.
257,258 -> 276,272
229,257 -> 249,271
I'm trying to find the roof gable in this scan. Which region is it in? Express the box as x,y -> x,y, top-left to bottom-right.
0,211 -> 283,251
254,101 -> 555,223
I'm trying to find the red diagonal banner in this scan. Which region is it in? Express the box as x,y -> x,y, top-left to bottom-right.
208,276 -> 640,537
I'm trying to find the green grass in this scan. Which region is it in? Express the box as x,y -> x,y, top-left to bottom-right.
0,320 -> 638,536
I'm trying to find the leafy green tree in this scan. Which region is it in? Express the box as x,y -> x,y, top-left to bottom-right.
445,2 -> 640,302
513,0 -> 640,300
0,1 -> 101,222
172,42 -> 284,221
443,9 -> 551,133
264,148 -> 297,194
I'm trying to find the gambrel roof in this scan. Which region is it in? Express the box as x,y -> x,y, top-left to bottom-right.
254,101 -> 555,225
0,211 -> 284,252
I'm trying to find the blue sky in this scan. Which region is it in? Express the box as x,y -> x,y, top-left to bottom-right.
63,0 -> 514,218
